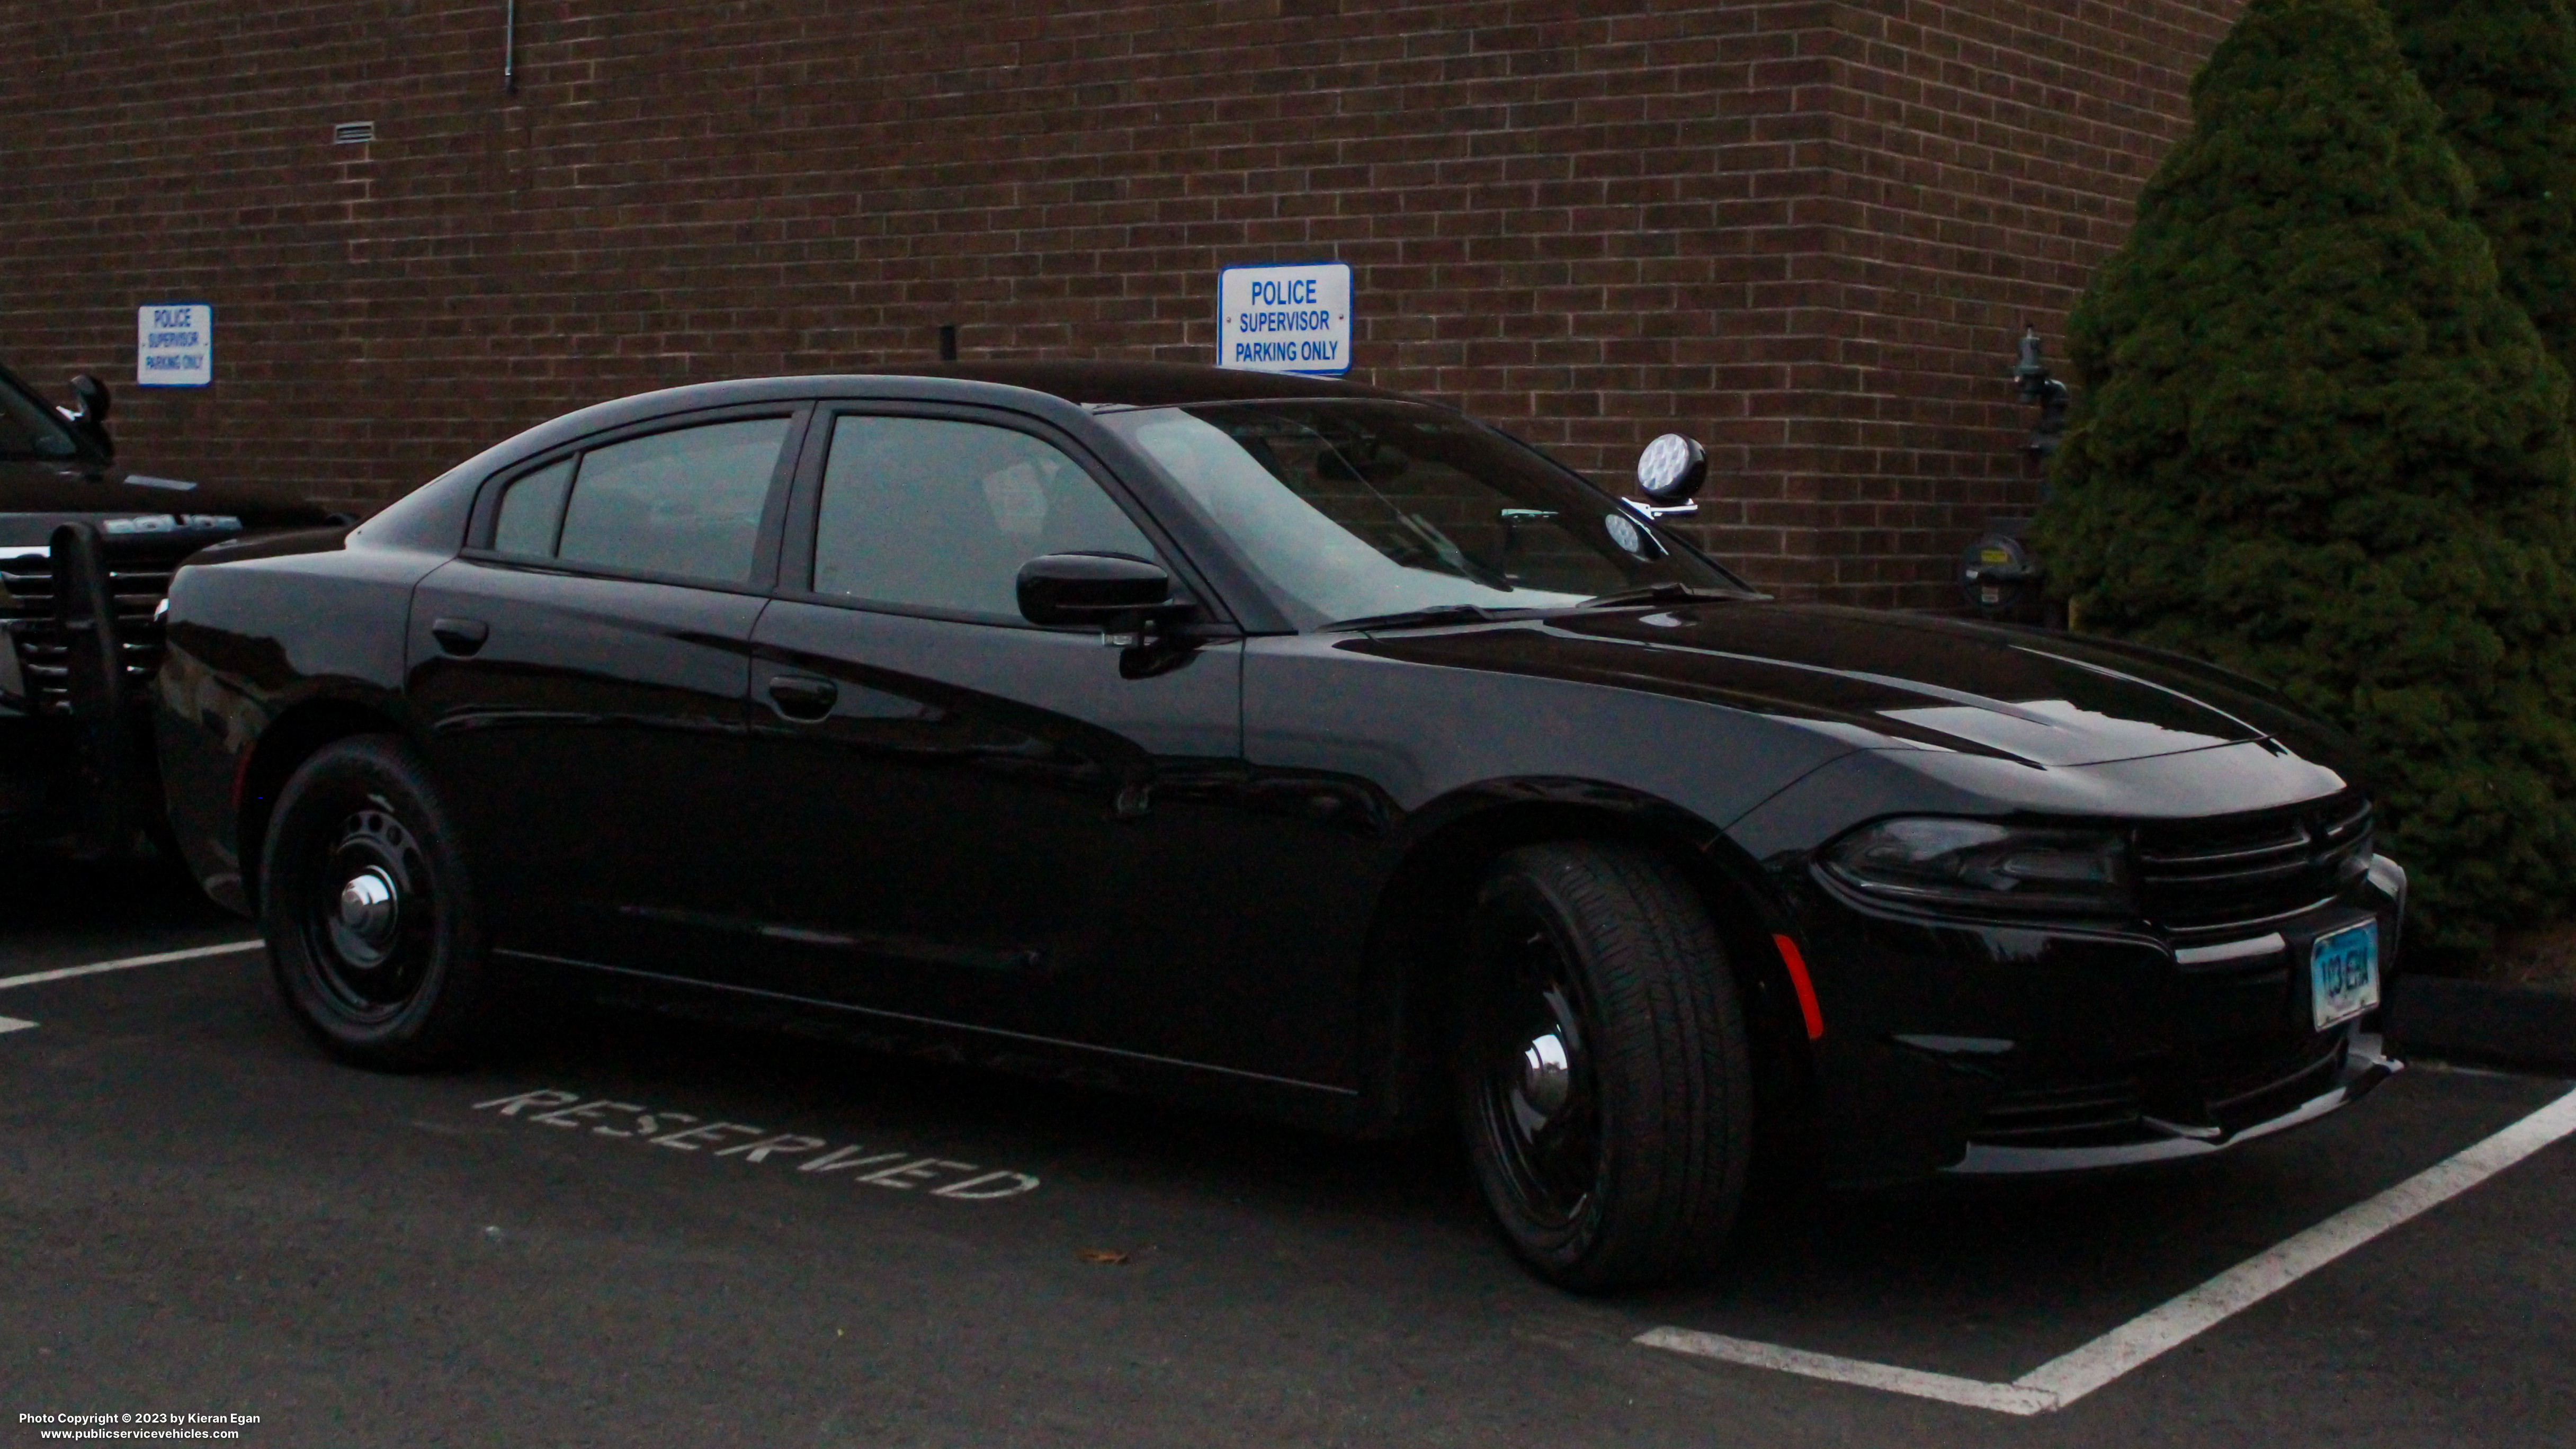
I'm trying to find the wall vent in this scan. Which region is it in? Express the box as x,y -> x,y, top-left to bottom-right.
332,121 -> 375,145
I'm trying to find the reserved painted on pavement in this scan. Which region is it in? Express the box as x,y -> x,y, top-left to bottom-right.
473,1088 -> 1041,1200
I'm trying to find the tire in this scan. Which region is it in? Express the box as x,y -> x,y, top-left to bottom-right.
260,735 -> 495,1069
1456,842 -> 1754,1291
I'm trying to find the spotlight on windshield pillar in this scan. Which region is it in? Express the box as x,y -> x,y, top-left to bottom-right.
1628,433 -> 1709,518
937,324 -> 959,362
2011,324 -> 2070,462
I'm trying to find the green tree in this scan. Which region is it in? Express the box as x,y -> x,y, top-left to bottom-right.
2386,0 -> 2576,384
2034,0 -> 2576,955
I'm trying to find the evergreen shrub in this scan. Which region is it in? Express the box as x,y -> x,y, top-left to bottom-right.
2386,0 -> 2576,381
2033,0 -> 2576,955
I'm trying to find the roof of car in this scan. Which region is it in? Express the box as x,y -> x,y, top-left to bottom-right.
861,360 -> 1413,408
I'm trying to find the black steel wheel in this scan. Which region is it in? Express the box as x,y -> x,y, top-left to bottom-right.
1458,842 -> 1752,1291
1466,910 -> 1603,1232
261,735 -> 495,1069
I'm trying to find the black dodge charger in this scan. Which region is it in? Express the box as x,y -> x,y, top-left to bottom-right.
154,362 -> 2403,1289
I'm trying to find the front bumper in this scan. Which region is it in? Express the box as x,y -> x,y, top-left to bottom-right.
1786,863 -> 2407,1188
1944,1026 -> 2399,1174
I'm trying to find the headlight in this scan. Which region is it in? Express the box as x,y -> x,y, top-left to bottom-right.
1821,818 -> 2131,916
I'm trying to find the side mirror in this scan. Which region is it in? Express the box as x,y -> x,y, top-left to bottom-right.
67,373 -> 111,425
1017,551 -> 1176,629
1633,433 -> 1707,516
58,373 -> 113,462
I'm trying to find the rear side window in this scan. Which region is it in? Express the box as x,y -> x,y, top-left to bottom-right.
491,459 -> 573,555
488,417 -> 790,585
811,415 -> 1157,619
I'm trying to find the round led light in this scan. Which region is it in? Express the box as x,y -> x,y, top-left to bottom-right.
1635,433 -> 1709,503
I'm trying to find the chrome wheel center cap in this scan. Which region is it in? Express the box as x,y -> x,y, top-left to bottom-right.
336,867 -> 400,950
1518,1031 -> 1572,1119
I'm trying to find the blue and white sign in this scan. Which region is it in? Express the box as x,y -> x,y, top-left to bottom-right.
1218,262 -> 1352,375
137,302 -> 213,388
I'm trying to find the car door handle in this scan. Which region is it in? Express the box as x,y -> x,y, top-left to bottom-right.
766,674 -> 838,721
430,616 -> 490,656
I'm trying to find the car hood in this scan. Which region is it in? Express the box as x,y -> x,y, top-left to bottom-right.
1348,602 -> 2336,770
0,459 -> 329,548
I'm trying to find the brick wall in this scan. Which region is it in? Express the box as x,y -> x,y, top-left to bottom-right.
1806,0 -> 2246,604
0,0 -> 2242,605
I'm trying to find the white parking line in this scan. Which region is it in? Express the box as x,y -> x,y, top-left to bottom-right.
1640,1084 -> 2576,1416
0,1017 -> 34,1035
0,940 -> 263,994
1631,1332 -> 2057,1415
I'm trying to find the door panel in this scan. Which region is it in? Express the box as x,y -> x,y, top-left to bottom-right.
408,408 -> 799,971
407,559 -> 764,972
738,604 -> 1274,1069
723,405 -> 1334,1083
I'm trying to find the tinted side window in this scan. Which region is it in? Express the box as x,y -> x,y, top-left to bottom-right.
491,458 -> 574,556
812,416 -> 1157,619
526,417 -> 790,584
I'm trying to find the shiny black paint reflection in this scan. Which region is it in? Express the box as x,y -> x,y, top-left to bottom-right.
733,601 -> 1318,1078
154,536 -> 449,908
1347,606 -> 2277,768
407,557 -> 765,973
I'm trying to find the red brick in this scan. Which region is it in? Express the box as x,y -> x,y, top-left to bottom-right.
0,0 -> 2239,602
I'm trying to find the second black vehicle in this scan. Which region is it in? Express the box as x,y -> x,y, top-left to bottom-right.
153,362 -> 2403,1289
1,362 -> 332,857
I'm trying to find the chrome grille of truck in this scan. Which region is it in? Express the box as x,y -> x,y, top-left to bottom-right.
0,548 -> 178,716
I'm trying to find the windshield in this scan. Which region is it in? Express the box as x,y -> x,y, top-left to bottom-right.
1098,399 -> 1743,628
0,369 -> 82,462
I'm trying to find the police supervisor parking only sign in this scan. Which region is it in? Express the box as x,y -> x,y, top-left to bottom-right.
1218,262 -> 1351,375
137,302 -> 213,388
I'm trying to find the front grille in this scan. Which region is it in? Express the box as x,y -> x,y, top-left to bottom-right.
2134,794 -> 2372,931
1969,1032 -> 2349,1149
0,548 -> 179,716
2201,1029 -> 2346,1128
1973,1072 -> 2145,1145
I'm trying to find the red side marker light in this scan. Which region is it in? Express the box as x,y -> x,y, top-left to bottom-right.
1772,934 -> 1825,1040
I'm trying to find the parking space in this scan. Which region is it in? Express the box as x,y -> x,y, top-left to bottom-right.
3,871 -> 2572,1448
1634,1067 -> 2570,1380
0,857 -> 256,982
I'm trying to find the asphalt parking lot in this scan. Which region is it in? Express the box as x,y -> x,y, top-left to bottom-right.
2,858 -> 2571,1448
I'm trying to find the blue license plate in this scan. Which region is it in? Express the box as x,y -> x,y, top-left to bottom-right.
2310,922 -> 2381,1030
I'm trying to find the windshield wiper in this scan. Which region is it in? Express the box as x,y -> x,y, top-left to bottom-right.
1578,582 -> 1748,609
1325,603 -> 1539,632
1392,510 -> 1513,590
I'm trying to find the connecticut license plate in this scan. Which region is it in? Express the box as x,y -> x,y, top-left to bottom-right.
2310,922 -> 2381,1031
